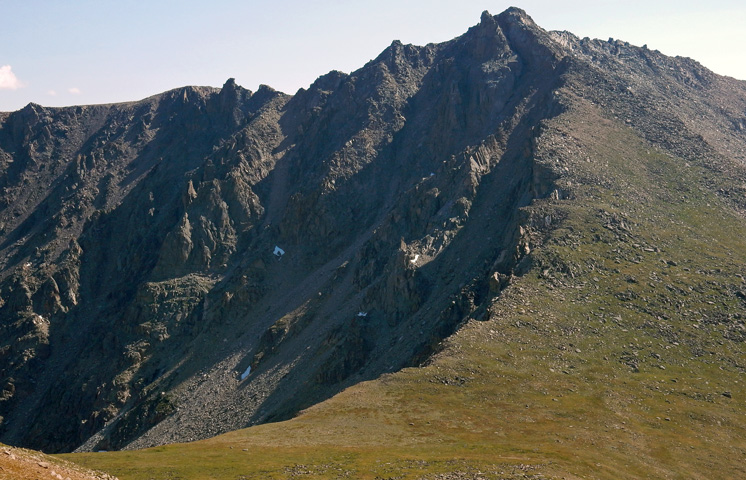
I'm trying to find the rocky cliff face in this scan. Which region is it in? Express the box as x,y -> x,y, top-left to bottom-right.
1,8 -> 745,453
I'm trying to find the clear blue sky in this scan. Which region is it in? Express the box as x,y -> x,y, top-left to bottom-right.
1,1 -> 744,112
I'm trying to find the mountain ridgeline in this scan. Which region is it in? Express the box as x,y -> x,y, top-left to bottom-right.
1,8 -> 745,456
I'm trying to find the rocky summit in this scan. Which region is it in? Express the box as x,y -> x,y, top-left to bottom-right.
1,8 -> 746,478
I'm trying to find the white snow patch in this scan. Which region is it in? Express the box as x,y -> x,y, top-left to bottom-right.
240,366 -> 251,380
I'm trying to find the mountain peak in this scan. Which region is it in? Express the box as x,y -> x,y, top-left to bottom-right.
473,7 -> 542,43
480,10 -> 496,25
497,7 -> 537,28
481,7 -> 533,24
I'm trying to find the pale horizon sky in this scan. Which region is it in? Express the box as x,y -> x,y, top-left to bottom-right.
1,1 -> 745,112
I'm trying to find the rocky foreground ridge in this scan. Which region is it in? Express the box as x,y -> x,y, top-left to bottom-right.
1,8 -> 745,455
0,443 -> 117,480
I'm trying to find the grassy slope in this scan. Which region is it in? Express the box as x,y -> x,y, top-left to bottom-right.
61,103 -> 746,479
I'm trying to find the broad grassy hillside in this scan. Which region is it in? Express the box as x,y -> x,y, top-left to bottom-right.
62,105 -> 746,479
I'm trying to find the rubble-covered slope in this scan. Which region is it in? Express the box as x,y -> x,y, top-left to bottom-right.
2,10 -> 746,474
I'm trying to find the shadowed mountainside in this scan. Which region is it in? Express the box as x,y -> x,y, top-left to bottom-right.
1,10 -> 746,475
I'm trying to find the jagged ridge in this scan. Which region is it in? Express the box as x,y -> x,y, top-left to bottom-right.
0,8 -> 745,459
